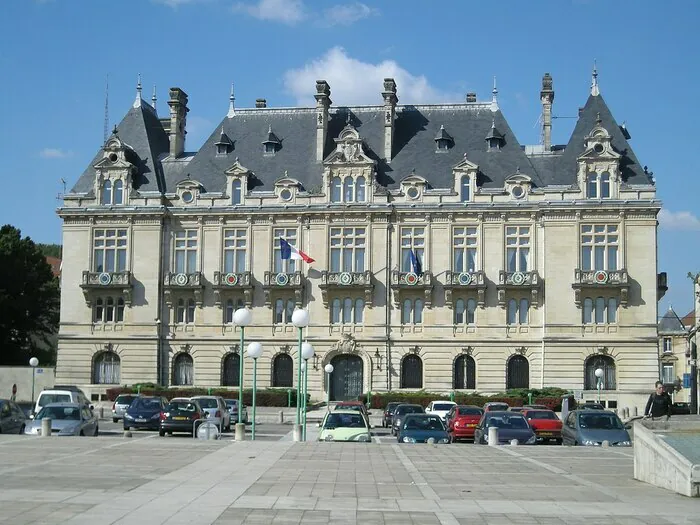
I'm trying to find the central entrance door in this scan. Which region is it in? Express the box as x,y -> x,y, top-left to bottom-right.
330,354 -> 363,401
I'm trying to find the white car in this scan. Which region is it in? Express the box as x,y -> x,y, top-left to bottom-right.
426,401 -> 457,422
33,389 -> 92,418
190,396 -> 231,431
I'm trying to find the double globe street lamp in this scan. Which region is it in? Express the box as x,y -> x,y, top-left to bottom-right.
232,308 -> 253,441
291,309 -> 310,441
246,341 -> 263,440
301,341 -> 315,441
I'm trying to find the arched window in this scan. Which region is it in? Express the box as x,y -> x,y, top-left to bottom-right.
231,179 -> 242,205
507,355 -> 529,389
343,177 -> 354,202
454,299 -> 465,324
584,355 -> 616,390
466,299 -> 477,324
93,351 -> 120,384
343,297 -> 352,323
330,177 -> 341,202
272,353 -> 293,387
454,354 -> 476,389
600,172 -> 610,198
113,179 -> 123,204
460,175 -> 470,202
356,176 -> 366,202
607,298 -> 617,323
222,353 -> 240,386
354,298 -> 364,323
173,353 -> 194,386
101,180 -> 112,205
583,298 -> 593,324
331,298 -> 341,324
401,354 -> 423,388
186,299 -> 196,324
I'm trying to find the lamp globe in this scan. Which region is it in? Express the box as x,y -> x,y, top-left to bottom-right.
247,342 -> 263,359
324,364 -> 334,374
29,357 -> 39,367
232,308 -> 253,327
594,368 -> 604,379
301,342 -> 315,360
291,308 -> 310,328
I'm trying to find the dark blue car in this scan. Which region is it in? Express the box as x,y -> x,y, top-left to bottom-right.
474,411 -> 537,445
123,396 -> 167,431
397,414 -> 450,444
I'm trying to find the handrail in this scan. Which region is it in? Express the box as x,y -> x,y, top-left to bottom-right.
192,418 -> 222,439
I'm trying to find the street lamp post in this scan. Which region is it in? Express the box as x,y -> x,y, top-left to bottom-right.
324,364 -> 334,411
291,309 -> 309,441
595,368 -> 604,403
29,357 -> 39,405
246,342 -> 263,440
232,308 -> 253,441
301,342 -> 315,441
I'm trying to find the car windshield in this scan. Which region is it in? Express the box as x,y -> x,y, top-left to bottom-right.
527,411 -> 558,420
487,404 -> 509,411
115,395 -> 136,404
131,398 -> 162,410
225,400 -> 237,407
404,416 -> 445,431
324,413 -> 366,429
396,405 -> 423,415
578,413 -> 623,430
38,394 -> 71,406
36,406 -> 80,420
458,407 -> 483,416
337,404 -> 363,411
486,416 -> 529,429
195,399 -> 218,408
167,401 -> 196,412
433,403 -> 454,411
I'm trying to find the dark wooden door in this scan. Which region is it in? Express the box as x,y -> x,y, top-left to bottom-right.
454,355 -> 476,389
272,354 -> 293,387
506,355 -> 529,389
222,353 -> 240,386
330,355 -> 363,401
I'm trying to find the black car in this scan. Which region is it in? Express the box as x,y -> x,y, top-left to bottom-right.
123,396 -> 168,431
0,399 -> 26,434
391,404 -> 425,436
160,399 -> 205,436
474,411 -> 537,445
382,402 -> 401,428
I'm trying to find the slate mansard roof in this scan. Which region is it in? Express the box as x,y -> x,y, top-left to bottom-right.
70,83 -> 653,196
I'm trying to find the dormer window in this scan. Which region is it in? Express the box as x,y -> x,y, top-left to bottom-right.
587,171 -> 611,199
215,127 -> 233,156
460,175 -> 471,202
486,119 -> 504,151
434,125 -> 453,152
231,179 -> 242,205
176,179 -> 202,206
101,179 -> 123,205
262,126 -> 281,156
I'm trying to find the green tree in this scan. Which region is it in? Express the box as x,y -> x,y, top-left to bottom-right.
37,243 -> 62,259
0,225 -> 59,365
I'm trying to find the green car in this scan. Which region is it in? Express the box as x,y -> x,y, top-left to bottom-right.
318,409 -> 372,442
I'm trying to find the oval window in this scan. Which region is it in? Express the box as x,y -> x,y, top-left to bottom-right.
511,185 -> 524,199
406,187 -> 419,200
181,191 -> 194,203
280,189 -> 292,201
594,144 -> 604,153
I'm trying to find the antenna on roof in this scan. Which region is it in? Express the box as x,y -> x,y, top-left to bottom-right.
103,74 -> 109,144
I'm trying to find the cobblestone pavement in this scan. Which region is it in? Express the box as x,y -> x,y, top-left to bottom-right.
0,434 -> 698,525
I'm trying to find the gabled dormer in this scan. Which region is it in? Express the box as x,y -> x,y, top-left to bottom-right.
93,130 -> 136,206
578,114 -> 621,199
505,169 -> 532,200
176,178 -> 203,205
485,119 -> 505,151
452,154 -> 479,203
275,173 -> 302,203
401,170 -> 428,202
224,158 -> 251,206
262,126 -> 281,155
324,119 -> 375,204
434,125 -> 454,152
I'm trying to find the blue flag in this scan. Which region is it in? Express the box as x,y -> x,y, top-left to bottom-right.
409,250 -> 423,275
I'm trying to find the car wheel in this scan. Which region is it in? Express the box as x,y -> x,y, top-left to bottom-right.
113,418 -> 118,423
124,426 -> 131,432
79,430 -> 85,436
167,431 -> 173,435
94,426 -> 99,436
19,425 -> 25,435
159,429 -> 165,437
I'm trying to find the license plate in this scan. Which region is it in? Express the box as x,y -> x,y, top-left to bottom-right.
136,418 -> 147,423
539,432 -> 553,436
174,416 -> 187,420
466,424 -> 476,427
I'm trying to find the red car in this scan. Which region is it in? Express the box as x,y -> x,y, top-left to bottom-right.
522,409 -> 562,444
446,405 -> 483,442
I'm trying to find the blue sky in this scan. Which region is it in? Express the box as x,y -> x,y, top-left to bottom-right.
1,0 -> 697,317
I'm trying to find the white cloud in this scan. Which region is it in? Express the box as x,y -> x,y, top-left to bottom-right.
658,209 -> 700,231
231,0 -> 305,24
320,2 -> 378,26
40,148 -> 72,159
284,47 -> 460,106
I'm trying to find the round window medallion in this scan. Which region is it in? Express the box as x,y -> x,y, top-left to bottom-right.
280,189 -> 292,201
275,273 -> 290,286
511,185 -> 525,199
594,144 -> 604,153
181,191 -> 194,203
406,187 -> 419,200
108,153 -> 118,162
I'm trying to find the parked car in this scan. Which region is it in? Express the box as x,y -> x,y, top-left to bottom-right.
0,399 -> 27,434
111,394 -> 139,423
334,400 -> 370,417
425,400 -> 456,421
474,411 -> 537,445
561,409 -> 631,447
191,396 -> 231,431
32,389 -> 92,418
483,402 -> 510,412
446,405 -> 483,442
578,402 -> 605,410
318,409 -> 371,442
398,414 -> 450,444
391,404 -> 425,436
24,403 -> 98,436
671,402 -> 691,415
123,396 -> 168,431
522,404 -> 549,410
382,402 -> 401,428
224,399 -> 249,424
523,409 -> 563,444
508,407 -> 525,413
160,398 -> 205,436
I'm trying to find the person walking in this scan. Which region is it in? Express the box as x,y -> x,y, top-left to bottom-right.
644,381 -> 672,421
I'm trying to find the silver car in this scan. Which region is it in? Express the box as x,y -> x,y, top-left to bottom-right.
225,399 -> 249,425
561,409 -> 632,447
190,396 -> 231,431
112,394 -> 139,423
24,403 -> 99,436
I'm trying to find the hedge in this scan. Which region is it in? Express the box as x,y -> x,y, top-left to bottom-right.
106,386 -> 307,406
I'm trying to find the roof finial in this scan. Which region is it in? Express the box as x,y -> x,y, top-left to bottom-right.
133,73 -> 142,108
591,60 -> 600,96
227,83 -> 236,118
596,112 -> 602,126
151,85 -> 157,115
346,112 -> 352,126
491,76 -> 499,112
268,124 -> 272,133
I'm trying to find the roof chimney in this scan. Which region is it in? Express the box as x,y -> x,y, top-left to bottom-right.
540,73 -> 554,151
314,80 -> 331,163
465,92 -> 477,103
382,78 -> 398,162
168,87 -> 189,158
255,98 -> 267,108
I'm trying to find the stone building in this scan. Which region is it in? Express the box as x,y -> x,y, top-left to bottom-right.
657,306 -> 691,402
56,69 -> 665,408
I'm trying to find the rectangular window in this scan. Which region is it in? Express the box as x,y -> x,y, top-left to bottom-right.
223,229 -> 247,273
507,298 -> 529,325
583,297 -> 617,325
661,364 -> 674,385
452,227 -> 477,273
273,228 -> 297,273
400,227 -> 425,272
402,298 -> 424,324
330,227 -> 366,273
663,337 -> 673,354
174,230 -> 198,274
581,224 -> 618,271
93,229 -> 127,272
331,298 -> 365,324
505,226 -> 530,272
274,298 -> 295,324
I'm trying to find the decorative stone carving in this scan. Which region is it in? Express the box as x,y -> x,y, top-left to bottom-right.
572,268 -> 629,307
262,271 -> 304,307
80,270 -> 133,307
319,270 -> 374,307
330,333 -> 358,354
390,270 -> 433,308
496,270 -> 543,308
212,270 -> 253,308
443,270 -> 487,308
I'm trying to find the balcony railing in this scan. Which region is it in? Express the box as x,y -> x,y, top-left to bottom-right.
163,271 -> 204,307
572,268 -> 629,307
443,270 -> 486,308
80,270 -> 132,306
390,270 -> 433,308
319,270 -> 374,307
263,271 -> 303,307
497,270 -> 542,308
212,271 -> 253,307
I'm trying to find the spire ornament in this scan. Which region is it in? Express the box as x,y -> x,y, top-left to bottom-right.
591,60 -> 600,96
491,76 -> 499,112
133,74 -> 142,108
151,85 -> 157,115
227,83 -> 236,118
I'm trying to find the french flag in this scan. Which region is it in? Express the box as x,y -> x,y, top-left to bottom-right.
280,238 -> 315,263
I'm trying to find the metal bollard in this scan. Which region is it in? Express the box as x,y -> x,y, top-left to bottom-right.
601,440 -> 610,448
278,410 -> 284,424
488,426 -> 499,446
41,418 -> 52,437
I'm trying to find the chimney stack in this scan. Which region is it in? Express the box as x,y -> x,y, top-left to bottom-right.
255,98 -> 267,108
540,73 -> 554,151
314,80 -> 331,163
465,92 -> 477,103
168,87 -> 189,158
382,78 -> 398,162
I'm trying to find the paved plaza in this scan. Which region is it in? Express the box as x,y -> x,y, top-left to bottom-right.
0,433 -> 698,525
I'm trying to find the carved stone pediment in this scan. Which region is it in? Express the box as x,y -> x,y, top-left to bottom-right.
330,333 -> 359,355
225,159 -> 252,177
324,124 -> 374,165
